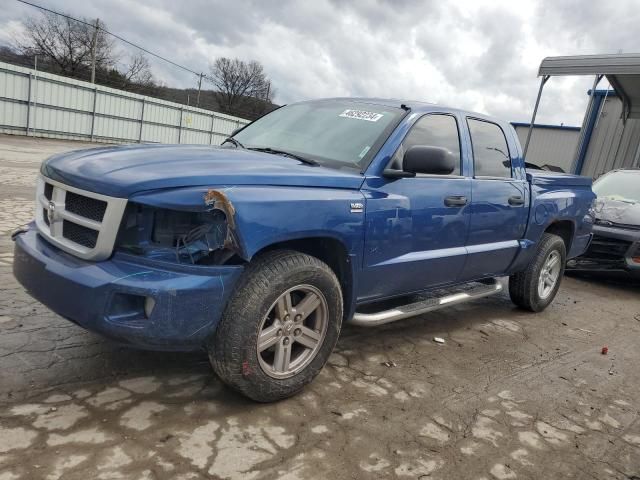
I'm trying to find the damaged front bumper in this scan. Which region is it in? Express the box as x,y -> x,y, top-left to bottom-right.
566,224 -> 640,278
13,225 -> 244,351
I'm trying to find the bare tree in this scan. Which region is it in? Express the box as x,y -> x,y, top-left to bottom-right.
121,53 -> 153,86
15,12 -> 157,94
208,57 -> 274,115
17,12 -> 114,77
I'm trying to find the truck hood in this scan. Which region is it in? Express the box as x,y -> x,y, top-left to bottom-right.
41,144 -> 365,197
594,197 -> 640,227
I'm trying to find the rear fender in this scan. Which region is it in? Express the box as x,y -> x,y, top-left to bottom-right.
507,183 -> 595,273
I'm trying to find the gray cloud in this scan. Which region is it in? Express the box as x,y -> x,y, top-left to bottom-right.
2,0 -> 640,126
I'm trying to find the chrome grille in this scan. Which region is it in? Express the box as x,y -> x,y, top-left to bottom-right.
62,220 -> 98,248
35,175 -> 127,261
44,182 -> 53,200
65,191 -> 107,221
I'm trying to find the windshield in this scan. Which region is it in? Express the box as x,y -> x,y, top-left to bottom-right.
230,100 -> 404,170
593,171 -> 640,203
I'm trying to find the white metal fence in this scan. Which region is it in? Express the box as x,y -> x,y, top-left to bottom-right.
0,61 -> 250,145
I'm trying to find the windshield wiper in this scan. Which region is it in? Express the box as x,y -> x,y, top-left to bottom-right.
221,137 -> 245,149
248,147 -> 318,166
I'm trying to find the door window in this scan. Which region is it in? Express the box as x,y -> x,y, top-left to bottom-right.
467,119 -> 511,178
390,114 -> 461,174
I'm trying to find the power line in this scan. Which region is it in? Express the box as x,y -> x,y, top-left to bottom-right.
15,0 -> 203,78
13,0 -> 275,118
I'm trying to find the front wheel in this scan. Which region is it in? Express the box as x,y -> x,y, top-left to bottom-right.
509,233 -> 566,312
209,250 -> 343,402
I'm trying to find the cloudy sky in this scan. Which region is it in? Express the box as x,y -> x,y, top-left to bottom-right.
2,0 -> 638,125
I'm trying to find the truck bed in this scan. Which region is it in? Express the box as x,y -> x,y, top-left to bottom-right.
526,170 -> 593,187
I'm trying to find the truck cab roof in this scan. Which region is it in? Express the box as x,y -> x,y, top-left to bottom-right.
297,97 -> 507,125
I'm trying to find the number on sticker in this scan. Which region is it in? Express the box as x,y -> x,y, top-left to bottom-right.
339,109 -> 384,122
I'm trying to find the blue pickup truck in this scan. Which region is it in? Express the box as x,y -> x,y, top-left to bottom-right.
13,98 -> 595,401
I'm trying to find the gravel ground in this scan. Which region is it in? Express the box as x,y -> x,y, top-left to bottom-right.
0,134 -> 639,480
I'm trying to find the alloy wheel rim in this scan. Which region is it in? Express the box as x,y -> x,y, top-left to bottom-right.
538,250 -> 561,299
256,284 -> 329,379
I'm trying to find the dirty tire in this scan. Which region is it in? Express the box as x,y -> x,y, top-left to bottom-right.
209,250 -> 342,402
509,233 -> 566,312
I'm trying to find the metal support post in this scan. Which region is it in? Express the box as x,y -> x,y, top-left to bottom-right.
26,74 -> 32,135
90,87 -> 98,141
523,75 -> 550,161
571,74 -> 603,173
138,98 -> 146,143
209,114 -> 215,144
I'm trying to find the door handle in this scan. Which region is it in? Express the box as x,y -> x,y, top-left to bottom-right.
508,195 -> 525,206
444,195 -> 468,207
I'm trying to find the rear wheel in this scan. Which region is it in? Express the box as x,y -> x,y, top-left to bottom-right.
209,250 -> 342,402
509,233 -> 566,312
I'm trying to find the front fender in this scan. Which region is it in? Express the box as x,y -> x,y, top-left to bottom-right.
129,185 -> 366,261
223,186 -> 366,260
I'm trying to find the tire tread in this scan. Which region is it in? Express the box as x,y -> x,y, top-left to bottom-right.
509,233 -> 566,312
210,249 -> 342,402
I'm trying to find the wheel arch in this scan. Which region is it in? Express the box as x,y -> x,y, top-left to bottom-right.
544,220 -> 575,253
252,236 -> 355,321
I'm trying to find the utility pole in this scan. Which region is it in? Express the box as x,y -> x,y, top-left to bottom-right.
196,73 -> 203,107
90,18 -> 100,84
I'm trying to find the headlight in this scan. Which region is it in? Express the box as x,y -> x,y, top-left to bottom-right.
116,204 -> 231,264
586,197 -> 598,224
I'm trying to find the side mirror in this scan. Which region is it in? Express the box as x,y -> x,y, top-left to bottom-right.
230,127 -> 242,137
403,145 -> 456,175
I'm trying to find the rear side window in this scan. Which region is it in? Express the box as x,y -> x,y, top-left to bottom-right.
467,119 -> 511,178
391,114 -> 461,175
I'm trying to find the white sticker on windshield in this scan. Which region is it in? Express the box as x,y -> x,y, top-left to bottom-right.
359,146 -> 371,158
339,109 -> 384,122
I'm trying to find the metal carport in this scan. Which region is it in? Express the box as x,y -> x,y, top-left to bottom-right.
524,54 -> 640,176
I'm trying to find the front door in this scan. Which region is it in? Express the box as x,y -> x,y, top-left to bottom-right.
359,113 -> 472,302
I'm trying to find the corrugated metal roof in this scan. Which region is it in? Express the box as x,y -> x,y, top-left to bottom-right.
539,54 -> 640,119
539,54 -> 640,76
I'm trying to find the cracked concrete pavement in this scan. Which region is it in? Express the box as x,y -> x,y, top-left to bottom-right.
1,134 -> 639,479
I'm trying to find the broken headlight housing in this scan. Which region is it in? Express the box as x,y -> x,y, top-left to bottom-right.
116,204 -> 234,265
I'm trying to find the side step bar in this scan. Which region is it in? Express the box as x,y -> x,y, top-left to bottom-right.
350,280 -> 503,327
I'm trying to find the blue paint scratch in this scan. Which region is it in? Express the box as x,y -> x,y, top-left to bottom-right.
113,271 -> 153,283
218,275 -> 225,297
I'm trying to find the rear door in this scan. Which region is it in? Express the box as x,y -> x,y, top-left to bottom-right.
460,118 -> 528,280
